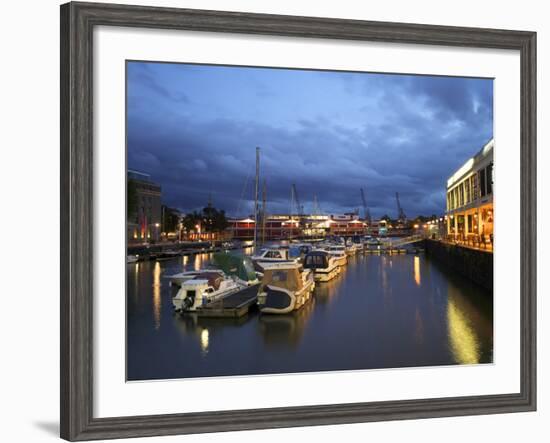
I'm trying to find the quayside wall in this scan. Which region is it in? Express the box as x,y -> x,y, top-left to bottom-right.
424,239 -> 493,292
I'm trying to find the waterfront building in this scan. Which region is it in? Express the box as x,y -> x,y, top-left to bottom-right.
227,213 -> 368,240
445,139 -> 493,248
127,169 -> 162,244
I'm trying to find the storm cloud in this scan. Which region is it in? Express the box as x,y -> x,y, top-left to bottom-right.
127,62 -> 493,218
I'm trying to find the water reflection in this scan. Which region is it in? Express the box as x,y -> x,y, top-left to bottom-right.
258,299 -> 315,348
127,250 -> 493,381
152,261 -> 161,330
173,313 -> 252,358
313,273 -> 344,305
414,256 -> 421,286
447,284 -> 483,364
200,328 -> 209,355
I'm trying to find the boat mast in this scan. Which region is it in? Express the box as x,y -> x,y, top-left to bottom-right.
261,180 -> 267,244
254,147 -> 260,252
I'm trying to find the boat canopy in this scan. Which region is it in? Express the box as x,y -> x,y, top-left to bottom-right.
303,251 -> 330,269
260,267 -> 303,292
289,244 -> 312,257
192,272 -> 224,290
213,252 -> 256,282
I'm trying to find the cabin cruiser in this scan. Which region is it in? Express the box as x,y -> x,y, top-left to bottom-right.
257,262 -> 315,314
365,237 -> 382,247
167,269 -> 209,287
321,244 -> 348,267
212,253 -> 260,286
167,253 -> 259,288
288,243 -> 314,261
302,250 -> 340,282
345,242 -> 361,255
250,247 -> 299,272
172,271 -> 243,313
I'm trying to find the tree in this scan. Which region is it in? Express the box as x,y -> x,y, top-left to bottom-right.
201,206 -> 229,233
162,206 -> 180,233
181,211 -> 201,233
181,206 -> 229,237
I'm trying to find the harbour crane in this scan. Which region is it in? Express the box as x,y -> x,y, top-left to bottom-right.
360,188 -> 371,223
395,192 -> 407,223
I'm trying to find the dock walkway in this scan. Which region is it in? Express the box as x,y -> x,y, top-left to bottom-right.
196,284 -> 260,318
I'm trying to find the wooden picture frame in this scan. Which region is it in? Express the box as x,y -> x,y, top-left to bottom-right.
60,2 -> 536,440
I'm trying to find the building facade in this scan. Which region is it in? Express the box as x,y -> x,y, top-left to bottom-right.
227,213 -> 368,241
445,139 -> 494,247
127,170 -> 162,244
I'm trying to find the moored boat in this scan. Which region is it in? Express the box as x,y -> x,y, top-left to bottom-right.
172,271 -> 243,313
302,250 -> 340,282
321,244 -> 348,267
127,254 -> 139,263
257,262 -> 315,314
345,242 -> 361,255
251,247 -> 297,263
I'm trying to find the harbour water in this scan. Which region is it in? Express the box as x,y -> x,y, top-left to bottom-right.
127,249 -> 493,381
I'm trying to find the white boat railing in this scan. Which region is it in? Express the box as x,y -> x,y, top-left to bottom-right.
383,234 -> 424,248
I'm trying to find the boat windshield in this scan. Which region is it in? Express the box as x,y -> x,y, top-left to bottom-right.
261,268 -> 302,291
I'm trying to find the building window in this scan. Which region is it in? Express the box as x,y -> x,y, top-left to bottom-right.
465,179 -> 471,204
486,163 -> 493,195
479,168 -> 487,197
471,174 -> 478,200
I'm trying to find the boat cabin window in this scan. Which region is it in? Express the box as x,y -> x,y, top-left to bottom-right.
186,290 -> 196,299
306,255 -> 325,266
205,287 -> 214,294
272,271 -> 288,282
266,250 -> 282,259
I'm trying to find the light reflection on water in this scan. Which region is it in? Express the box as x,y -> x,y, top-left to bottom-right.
414,256 -> 421,286
127,250 -> 493,380
152,262 -> 161,330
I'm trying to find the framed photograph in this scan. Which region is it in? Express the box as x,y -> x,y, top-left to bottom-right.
60,1 -> 536,441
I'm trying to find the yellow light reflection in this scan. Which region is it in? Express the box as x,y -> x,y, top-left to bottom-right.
194,253 -> 205,271
200,328 -> 209,355
447,299 -> 480,364
414,256 -> 421,286
152,261 -> 161,330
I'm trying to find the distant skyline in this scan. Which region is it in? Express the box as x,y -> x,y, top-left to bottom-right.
127,61 -> 493,218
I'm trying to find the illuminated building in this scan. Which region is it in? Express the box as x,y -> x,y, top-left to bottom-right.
227,213 -> 368,240
127,169 -> 162,244
445,139 -> 493,248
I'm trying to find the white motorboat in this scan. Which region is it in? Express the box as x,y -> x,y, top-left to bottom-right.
167,253 -> 259,288
167,269 -> 217,287
345,242 -> 361,255
127,254 -> 139,263
319,244 -> 348,267
366,237 -> 382,247
250,247 -> 299,270
302,250 -> 340,282
257,262 -> 315,314
172,271 -> 243,312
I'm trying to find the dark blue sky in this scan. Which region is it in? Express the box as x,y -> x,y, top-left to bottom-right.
127,61 -> 493,218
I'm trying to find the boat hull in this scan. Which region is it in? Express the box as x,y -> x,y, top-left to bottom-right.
332,255 -> 347,267
313,265 -> 340,282
258,281 -> 315,314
